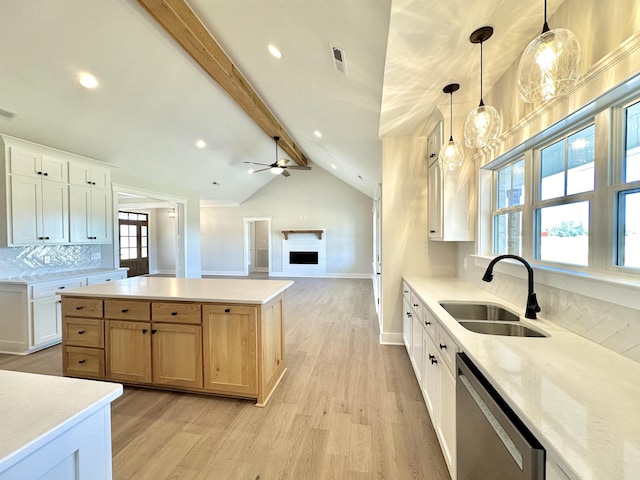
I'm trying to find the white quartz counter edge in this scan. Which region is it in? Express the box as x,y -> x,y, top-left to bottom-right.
57,277 -> 295,305
404,276 -> 640,480
0,268 -> 127,285
0,370 -> 123,473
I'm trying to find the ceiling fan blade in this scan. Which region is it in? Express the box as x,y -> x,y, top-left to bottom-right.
251,167 -> 271,173
286,165 -> 312,170
244,161 -> 271,166
281,169 -> 291,177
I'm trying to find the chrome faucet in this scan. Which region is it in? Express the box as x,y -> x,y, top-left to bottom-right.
481,254 -> 541,319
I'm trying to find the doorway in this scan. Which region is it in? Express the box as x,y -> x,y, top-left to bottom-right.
244,217 -> 271,276
118,211 -> 149,277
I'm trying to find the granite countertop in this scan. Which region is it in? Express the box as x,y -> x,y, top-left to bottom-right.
57,276 -> 295,304
404,276 -> 640,480
0,370 -> 122,472
0,268 -> 126,285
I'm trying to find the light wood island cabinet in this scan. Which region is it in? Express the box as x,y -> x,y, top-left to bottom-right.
60,277 -> 293,406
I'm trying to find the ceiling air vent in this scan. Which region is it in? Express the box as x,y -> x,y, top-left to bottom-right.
0,107 -> 16,120
330,44 -> 347,76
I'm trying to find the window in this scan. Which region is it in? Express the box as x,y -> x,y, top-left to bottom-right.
535,125 -> 595,266
625,101 -> 640,183
493,159 -> 524,255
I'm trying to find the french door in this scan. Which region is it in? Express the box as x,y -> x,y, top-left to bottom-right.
119,211 -> 149,277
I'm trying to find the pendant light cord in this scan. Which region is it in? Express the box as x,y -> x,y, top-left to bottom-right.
449,92 -> 453,142
479,41 -> 484,107
542,0 -> 550,33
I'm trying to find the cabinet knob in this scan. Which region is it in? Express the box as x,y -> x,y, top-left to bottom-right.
78,330 -> 85,334
224,308 -> 230,313
152,329 -> 157,334
75,306 -> 83,310
121,309 -> 128,313
78,359 -> 86,364
171,312 -> 178,316
439,343 -> 447,350
142,329 -> 148,334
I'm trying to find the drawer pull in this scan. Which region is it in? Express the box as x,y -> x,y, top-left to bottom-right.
105,278 -> 111,281
59,286 -> 65,289
224,308 -> 230,313
142,329 -> 148,334
75,306 -> 84,310
171,312 -> 178,316
439,343 -> 447,350
121,309 -> 129,313
152,329 -> 157,334
78,359 -> 86,364
77,330 -> 85,334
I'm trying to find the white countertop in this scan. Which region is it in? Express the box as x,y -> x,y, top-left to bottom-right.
404,276 -> 640,480
57,276 -> 295,304
0,370 -> 122,472
0,268 -> 126,285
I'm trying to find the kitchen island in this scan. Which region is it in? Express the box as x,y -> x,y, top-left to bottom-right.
0,370 -> 122,480
58,277 -> 293,406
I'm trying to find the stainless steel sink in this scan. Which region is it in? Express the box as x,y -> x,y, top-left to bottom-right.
439,302 -> 520,322
458,321 -> 547,338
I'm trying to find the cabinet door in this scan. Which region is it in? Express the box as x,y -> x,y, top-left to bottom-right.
423,331 -> 439,419
152,323 -> 203,388
89,187 -> 111,243
9,175 -> 41,244
69,185 -> 91,243
8,148 -> 41,177
402,298 -> 412,354
428,160 -> 443,239
40,155 -> 68,183
261,296 -> 284,396
106,320 -> 151,383
411,315 -> 424,386
202,305 -> 257,395
41,180 -> 69,244
32,296 -> 62,347
438,361 -> 457,478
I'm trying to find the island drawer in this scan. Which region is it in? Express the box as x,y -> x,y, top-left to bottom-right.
105,300 -> 150,321
64,346 -> 105,378
152,302 -> 201,324
63,318 -> 104,348
62,298 -> 104,318
33,278 -> 85,299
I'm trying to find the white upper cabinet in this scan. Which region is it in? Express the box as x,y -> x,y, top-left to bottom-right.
427,122 -> 474,241
69,162 -> 110,189
9,149 -> 68,183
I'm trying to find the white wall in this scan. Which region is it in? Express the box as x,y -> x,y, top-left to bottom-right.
200,164 -> 373,277
456,0 -> 640,363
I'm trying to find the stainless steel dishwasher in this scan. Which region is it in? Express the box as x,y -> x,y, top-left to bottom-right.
456,353 -> 545,479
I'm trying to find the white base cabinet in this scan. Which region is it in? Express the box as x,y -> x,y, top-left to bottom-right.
404,280 -> 458,479
0,270 -> 126,354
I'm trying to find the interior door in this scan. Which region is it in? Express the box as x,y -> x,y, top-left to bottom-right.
119,211 -> 149,277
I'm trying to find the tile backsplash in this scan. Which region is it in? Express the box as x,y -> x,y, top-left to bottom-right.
0,245 -> 102,278
457,244 -> 640,364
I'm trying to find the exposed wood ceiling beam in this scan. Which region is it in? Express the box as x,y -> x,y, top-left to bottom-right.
137,0 -> 309,166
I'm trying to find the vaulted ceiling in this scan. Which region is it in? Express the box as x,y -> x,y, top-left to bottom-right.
0,0 -> 566,205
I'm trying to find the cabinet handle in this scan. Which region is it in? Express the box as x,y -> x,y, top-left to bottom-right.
59,286 -> 65,289
37,171 -> 43,175
152,329 -> 157,334
75,306 -> 83,310
106,279 -> 111,282
78,359 -> 86,364
413,303 -> 419,307
171,312 -> 178,316
425,321 -> 431,326
43,172 -> 49,176
121,309 -> 128,313
44,236 -> 50,240
429,153 -> 436,158
224,308 -> 230,313
78,330 -> 85,334
92,181 -> 96,185
439,343 -> 447,350
429,230 -> 436,233
431,357 -> 438,365
403,290 -> 408,294
142,329 -> 148,334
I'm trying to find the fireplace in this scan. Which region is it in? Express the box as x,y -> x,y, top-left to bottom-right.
289,251 -> 319,265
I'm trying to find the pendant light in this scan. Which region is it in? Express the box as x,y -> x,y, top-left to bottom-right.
438,83 -> 464,171
464,26 -> 500,148
270,136 -> 284,175
517,0 -> 581,103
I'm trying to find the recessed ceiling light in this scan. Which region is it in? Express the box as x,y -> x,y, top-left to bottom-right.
268,44 -> 282,59
331,164 -> 337,169
314,130 -> 322,138
78,73 -> 98,89
196,139 -> 206,148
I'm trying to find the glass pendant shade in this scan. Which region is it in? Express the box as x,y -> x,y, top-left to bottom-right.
464,104 -> 500,148
517,14 -> 581,103
439,138 -> 465,171
438,83 -> 464,171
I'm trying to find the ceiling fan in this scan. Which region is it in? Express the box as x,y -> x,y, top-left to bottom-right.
245,136 -> 311,177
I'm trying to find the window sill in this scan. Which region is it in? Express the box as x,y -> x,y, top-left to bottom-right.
472,255 -> 640,311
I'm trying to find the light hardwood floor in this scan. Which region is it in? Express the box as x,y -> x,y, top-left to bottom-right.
0,278 -> 449,480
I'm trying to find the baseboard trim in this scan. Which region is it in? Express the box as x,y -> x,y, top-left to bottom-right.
269,272 -> 372,279
201,270 -> 247,277
379,332 -> 403,345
